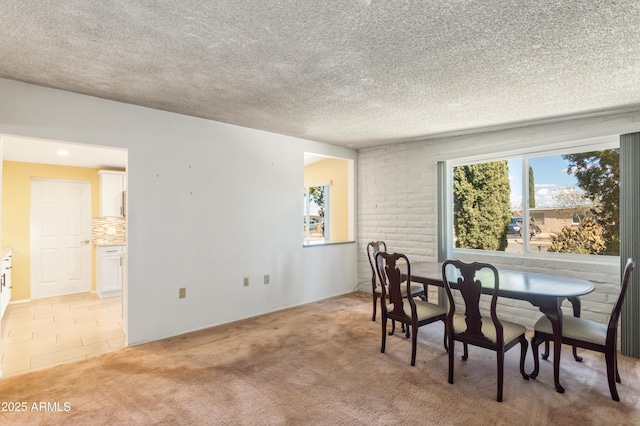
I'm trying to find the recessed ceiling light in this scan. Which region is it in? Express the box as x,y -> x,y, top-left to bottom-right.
57,149 -> 69,156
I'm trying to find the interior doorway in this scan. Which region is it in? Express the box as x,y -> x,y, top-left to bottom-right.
0,134 -> 128,377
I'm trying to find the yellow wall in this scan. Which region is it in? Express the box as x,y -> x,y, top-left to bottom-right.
1,161 -> 101,301
304,158 -> 350,242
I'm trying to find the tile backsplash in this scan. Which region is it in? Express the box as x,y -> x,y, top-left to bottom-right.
92,217 -> 126,245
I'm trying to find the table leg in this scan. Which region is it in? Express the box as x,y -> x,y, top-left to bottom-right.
537,299 -> 565,393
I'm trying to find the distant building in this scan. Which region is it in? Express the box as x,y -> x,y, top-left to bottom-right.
513,207 -> 582,234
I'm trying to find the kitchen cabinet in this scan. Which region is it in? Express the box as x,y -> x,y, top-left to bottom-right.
99,170 -> 126,217
1,250 -> 12,319
96,245 -> 123,299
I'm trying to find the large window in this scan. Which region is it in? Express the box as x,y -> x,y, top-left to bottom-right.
448,140 -> 620,256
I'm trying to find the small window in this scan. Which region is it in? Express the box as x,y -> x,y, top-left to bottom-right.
303,153 -> 354,245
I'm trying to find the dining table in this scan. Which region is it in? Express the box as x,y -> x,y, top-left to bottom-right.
402,261 -> 595,393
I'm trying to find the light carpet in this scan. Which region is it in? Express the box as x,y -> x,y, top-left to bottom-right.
1,293 -> 639,425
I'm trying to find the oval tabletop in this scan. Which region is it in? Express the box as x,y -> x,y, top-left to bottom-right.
406,261 -> 595,299
496,269 -> 594,298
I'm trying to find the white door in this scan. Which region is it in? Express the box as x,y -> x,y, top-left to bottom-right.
31,179 -> 92,299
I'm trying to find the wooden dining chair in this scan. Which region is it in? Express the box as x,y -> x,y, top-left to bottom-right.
442,259 -> 529,402
376,252 -> 447,366
367,241 -> 425,322
530,258 -> 635,401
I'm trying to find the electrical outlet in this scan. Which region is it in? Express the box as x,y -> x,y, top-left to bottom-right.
179,287 -> 186,298
264,274 -> 270,285
243,277 -> 249,287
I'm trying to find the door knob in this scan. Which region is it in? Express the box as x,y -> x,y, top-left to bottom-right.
81,240 -> 91,244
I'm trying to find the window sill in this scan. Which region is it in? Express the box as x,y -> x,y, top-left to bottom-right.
303,240 -> 355,248
452,247 -> 619,267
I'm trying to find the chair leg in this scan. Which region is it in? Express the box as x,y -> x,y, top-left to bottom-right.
529,333 -> 543,379
381,316 -> 387,354
542,340 -> 550,360
497,350 -> 504,402
443,324 -> 448,352
605,348 -> 620,401
519,336 -> 530,380
615,351 -> 621,383
462,343 -> 469,361
448,338 -> 455,384
389,319 -> 396,336
372,293 -> 378,322
410,322 -> 418,366
572,346 -> 583,362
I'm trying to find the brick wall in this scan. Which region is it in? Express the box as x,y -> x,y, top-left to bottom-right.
358,141 -> 441,303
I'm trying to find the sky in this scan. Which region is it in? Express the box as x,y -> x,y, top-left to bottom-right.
508,155 -> 583,209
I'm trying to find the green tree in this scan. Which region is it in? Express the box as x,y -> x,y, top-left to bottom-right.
529,166 -> 535,208
308,186 -> 325,217
562,149 -> 619,255
307,186 -> 326,235
453,161 -> 511,251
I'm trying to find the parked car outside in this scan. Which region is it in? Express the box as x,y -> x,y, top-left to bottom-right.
507,217 -> 522,235
507,216 -> 542,238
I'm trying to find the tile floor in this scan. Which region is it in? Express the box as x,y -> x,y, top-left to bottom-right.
1,293 -> 126,378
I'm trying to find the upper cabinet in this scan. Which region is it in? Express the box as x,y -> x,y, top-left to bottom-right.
99,170 -> 127,217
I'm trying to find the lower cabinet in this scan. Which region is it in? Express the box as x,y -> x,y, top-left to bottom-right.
96,245 -> 123,299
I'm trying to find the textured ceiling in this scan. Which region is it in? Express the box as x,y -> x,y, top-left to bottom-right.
1,1 -> 639,150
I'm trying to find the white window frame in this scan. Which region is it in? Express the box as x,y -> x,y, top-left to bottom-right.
442,136 -> 620,262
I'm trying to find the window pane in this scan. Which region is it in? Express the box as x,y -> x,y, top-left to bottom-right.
531,149 -> 619,256
452,160 -> 513,252
304,185 -> 326,243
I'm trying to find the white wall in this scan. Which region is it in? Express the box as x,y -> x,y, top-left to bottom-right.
358,110 -> 640,329
0,78 -> 358,345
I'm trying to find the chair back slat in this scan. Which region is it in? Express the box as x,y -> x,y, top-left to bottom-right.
442,260 -> 502,344
367,241 -> 387,290
376,252 -> 412,318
